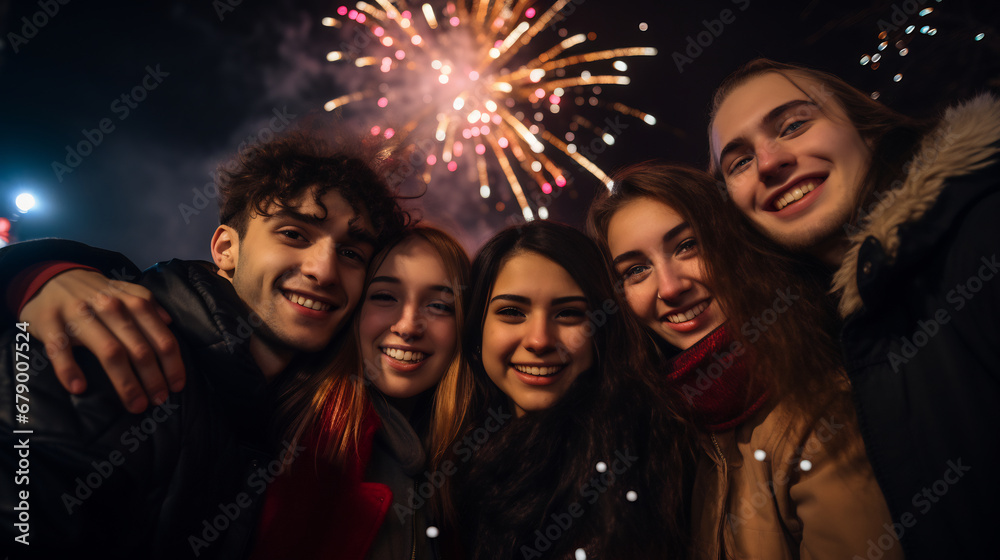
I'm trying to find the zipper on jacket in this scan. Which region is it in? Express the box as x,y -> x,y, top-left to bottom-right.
411,480 -> 418,560
709,432 -> 728,560
709,432 -> 727,472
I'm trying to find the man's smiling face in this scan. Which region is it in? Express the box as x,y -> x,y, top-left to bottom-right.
711,72 -> 872,256
225,186 -> 375,357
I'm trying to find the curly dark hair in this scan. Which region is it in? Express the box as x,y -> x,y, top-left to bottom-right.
217,130 -> 410,247
449,221 -> 694,560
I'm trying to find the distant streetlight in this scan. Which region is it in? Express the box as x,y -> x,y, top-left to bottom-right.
15,193 -> 36,213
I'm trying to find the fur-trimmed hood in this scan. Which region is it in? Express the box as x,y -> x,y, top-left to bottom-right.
832,94 -> 1000,317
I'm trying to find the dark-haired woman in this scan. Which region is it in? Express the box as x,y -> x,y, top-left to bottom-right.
448,220 -> 693,560
708,59 -> 1000,558
590,163 -> 900,560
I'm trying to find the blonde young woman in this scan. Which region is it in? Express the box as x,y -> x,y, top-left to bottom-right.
253,224 -> 473,559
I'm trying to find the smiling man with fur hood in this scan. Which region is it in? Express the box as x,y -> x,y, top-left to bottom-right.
710,59 -> 1000,558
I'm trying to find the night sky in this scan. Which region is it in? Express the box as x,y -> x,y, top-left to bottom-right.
1,0 -> 997,265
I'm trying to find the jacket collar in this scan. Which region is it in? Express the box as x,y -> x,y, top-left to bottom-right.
832,94 -> 1000,317
145,259 -> 271,432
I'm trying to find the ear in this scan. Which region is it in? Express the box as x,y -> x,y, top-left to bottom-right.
211,225 -> 239,280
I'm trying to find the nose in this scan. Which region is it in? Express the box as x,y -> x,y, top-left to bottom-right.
656,265 -> 693,303
300,244 -> 341,287
391,304 -> 425,341
523,314 -> 555,355
755,139 -> 795,184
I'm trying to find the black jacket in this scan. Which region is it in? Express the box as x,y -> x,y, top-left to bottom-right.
832,95 -> 1000,558
0,241 -> 277,559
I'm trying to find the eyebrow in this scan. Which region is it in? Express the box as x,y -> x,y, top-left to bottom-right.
488,294 -> 587,306
716,99 -> 817,167
611,221 -> 690,266
271,208 -> 326,227
369,276 -> 454,294
269,208 -> 377,247
347,221 -> 377,248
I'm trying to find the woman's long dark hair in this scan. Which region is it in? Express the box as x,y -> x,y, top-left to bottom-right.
448,221 -> 694,559
589,162 -> 847,437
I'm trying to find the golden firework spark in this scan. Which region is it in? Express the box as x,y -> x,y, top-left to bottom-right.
323,0 -> 658,220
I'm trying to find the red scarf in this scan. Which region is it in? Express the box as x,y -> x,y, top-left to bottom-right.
666,325 -> 770,431
250,404 -> 392,560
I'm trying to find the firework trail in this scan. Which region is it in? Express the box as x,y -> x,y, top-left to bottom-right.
323,0 -> 657,220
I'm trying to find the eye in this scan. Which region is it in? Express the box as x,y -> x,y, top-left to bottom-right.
279,229 -> 305,241
621,264 -> 651,281
494,306 -> 526,319
780,120 -> 806,136
675,238 -> 699,256
555,307 -> 586,322
427,301 -> 455,315
729,155 -> 753,174
368,292 -> 397,304
339,247 -> 367,264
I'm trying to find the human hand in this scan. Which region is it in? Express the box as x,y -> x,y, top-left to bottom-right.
19,268 -> 185,413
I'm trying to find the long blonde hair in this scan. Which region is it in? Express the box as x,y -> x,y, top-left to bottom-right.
277,225 -> 473,470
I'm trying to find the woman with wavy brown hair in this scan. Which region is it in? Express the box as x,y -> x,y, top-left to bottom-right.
589,162 -> 900,560
708,58 -> 1000,558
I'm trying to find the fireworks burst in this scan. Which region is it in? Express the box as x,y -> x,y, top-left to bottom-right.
856,3 -> 992,101
321,0 -> 658,220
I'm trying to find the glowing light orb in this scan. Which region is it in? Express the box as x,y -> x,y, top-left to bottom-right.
15,193 -> 36,213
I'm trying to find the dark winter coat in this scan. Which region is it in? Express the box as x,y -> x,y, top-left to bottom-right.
0,241 -> 278,559
832,94 -> 1000,559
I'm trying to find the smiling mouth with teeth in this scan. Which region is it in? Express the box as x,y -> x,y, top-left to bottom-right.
773,181 -> 819,211
666,300 -> 710,324
382,347 -> 427,363
513,364 -> 563,377
283,292 -> 333,311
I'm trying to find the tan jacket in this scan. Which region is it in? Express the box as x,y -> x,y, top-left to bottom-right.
690,399 -> 904,560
